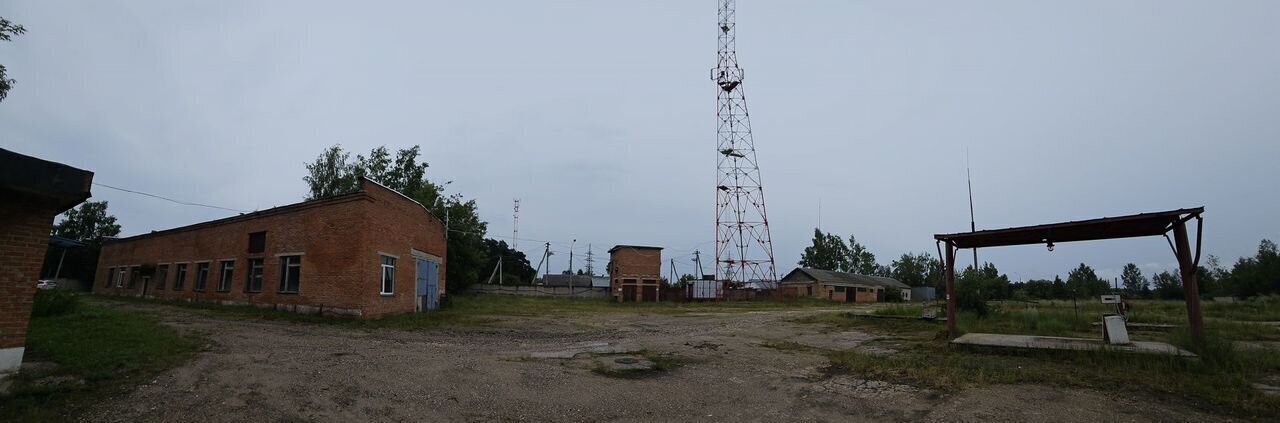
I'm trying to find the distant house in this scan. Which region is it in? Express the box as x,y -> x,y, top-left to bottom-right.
779,268 -> 910,303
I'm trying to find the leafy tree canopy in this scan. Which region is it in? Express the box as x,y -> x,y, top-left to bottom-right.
0,17 -> 26,102
51,201 -> 121,244
798,228 -> 850,271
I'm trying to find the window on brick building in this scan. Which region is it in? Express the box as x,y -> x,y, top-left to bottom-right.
117,268 -> 125,287
248,231 -> 266,254
218,260 -> 235,292
380,255 -> 396,295
195,262 -> 210,291
128,267 -> 140,289
834,286 -> 846,293
156,264 -> 169,290
174,263 -> 188,290
278,255 -> 301,293
245,259 -> 264,292
105,267 -> 114,287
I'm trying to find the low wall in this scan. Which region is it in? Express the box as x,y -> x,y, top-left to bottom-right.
470,284 -> 609,298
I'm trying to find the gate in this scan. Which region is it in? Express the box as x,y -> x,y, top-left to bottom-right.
416,259 -> 439,311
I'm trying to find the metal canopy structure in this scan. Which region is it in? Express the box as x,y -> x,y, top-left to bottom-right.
934,207 -> 1207,342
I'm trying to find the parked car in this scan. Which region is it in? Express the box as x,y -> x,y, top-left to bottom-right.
36,280 -> 57,290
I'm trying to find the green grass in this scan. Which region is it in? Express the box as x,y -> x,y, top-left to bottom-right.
796,305 -> 1280,419
97,293 -> 855,326
872,304 -> 924,317
1,301 -> 204,422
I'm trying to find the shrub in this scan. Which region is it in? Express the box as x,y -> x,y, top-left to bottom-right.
31,289 -> 80,317
884,287 -> 904,303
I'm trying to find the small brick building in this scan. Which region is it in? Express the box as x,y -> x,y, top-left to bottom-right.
607,245 -> 662,302
0,148 -> 93,384
779,268 -> 910,303
95,178 -> 447,319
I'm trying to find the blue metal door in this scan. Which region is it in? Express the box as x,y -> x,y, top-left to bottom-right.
417,259 -> 438,311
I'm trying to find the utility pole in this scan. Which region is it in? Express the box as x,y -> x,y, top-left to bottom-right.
713,0 -> 777,287
534,242 -> 552,284
670,258 -> 679,286
692,250 -> 704,278
512,199 -> 520,250
568,239 -> 576,291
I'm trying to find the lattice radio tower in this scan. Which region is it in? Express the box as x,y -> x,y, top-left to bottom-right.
712,0 -> 777,286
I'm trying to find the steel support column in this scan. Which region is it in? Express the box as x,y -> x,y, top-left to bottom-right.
1173,221 -> 1205,343
945,241 -> 957,336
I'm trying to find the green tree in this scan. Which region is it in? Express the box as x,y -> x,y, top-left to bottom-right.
1227,239 -> 1280,298
846,235 -> 879,275
798,228 -> 850,271
1120,263 -> 1148,297
890,253 -> 936,288
1023,279 -> 1055,299
483,239 -> 535,284
0,18 -> 26,102
303,144 -> 489,294
45,201 -> 121,285
52,201 -> 121,243
1067,263 -> 1108,298
303,145 -> 357,199
1152,271 -> 1182,300
1051,276 -> 1069,299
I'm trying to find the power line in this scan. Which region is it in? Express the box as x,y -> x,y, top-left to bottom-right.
92,182 -> 248,213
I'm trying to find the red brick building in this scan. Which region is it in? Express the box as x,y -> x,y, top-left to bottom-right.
95,178 -> 446,319
608,245 -> 662,302
0,148 -> 93,384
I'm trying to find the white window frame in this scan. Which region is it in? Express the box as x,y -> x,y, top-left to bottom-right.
116,268 -> 126,287
380,255 -> 396,295
245,258 -> 265,292
278,255 -> 302,293
194,261 -> 211,291
173,263 -> 189,290
218,260 -> 235,292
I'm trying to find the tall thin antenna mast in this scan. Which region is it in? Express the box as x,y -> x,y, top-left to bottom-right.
713,0 -> 777,287
585,243 -> 595,276
512,199 -> 520,250
967,150 -> 978,269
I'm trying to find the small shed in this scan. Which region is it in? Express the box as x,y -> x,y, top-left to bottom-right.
608,245 -> 662,302
779,268 -> 910,303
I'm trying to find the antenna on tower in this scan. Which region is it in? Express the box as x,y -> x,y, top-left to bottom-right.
712,0 -> 777,287
967,150 -> 977,269
585,243 -> 595,276
512,199 -> 520,250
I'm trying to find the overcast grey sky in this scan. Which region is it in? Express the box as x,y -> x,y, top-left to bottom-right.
3,1 -> 1278,282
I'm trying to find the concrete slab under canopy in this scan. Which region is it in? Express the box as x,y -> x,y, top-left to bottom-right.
951,333 -> 1196,357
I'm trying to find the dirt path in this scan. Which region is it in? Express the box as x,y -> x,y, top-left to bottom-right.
81,301 -> 1229,422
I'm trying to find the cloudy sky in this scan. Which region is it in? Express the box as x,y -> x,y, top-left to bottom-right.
3,1 -> 1278,282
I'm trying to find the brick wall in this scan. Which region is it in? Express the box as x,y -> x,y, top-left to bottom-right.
94,181 -> 446,319
609,247 -> 661,302
357,181 -> 447,317
0,200 -> 57,351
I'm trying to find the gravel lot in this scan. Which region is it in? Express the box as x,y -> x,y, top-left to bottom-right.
81,300 -> 1228,422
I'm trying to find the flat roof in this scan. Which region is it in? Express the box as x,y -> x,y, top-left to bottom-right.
105,178 -> 431,244
608,245 -> 663,253
934,207 -> 1204,249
